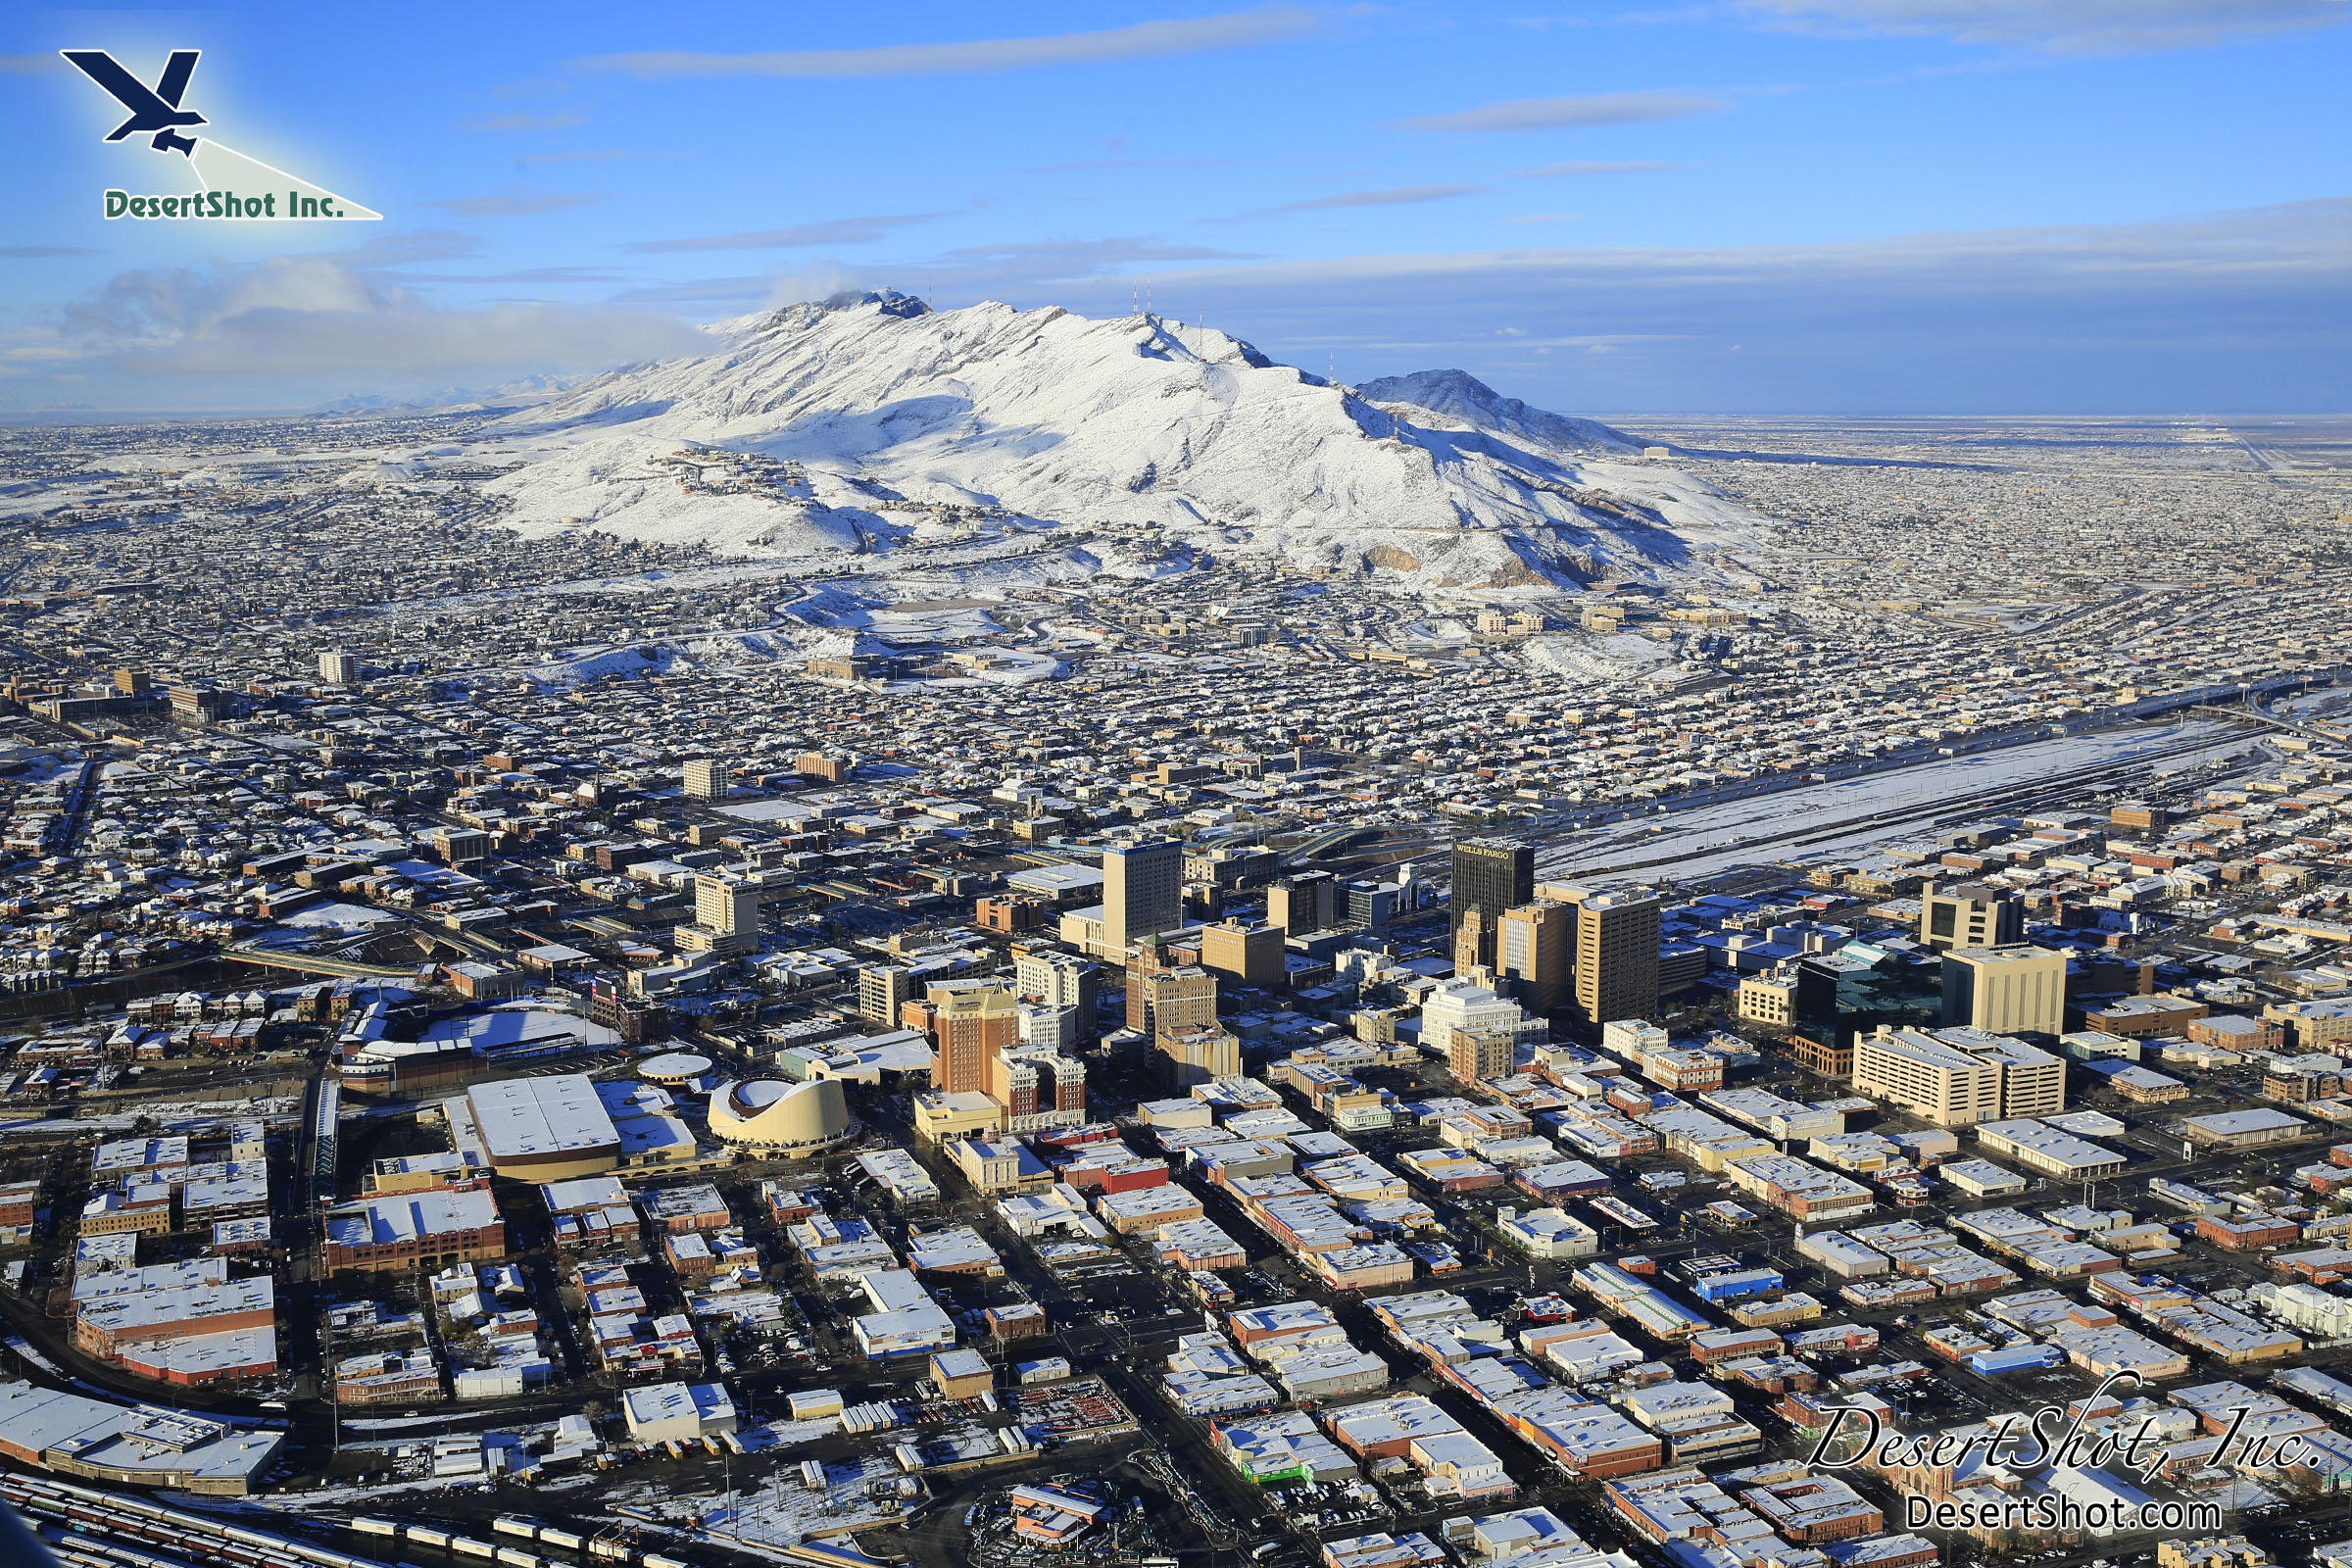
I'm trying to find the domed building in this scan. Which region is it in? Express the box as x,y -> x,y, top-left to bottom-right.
707,1077 -> 855,1156
639,1051 -> 714,1087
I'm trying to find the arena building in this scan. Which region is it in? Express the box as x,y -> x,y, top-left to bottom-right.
707,1078 -> 856,1156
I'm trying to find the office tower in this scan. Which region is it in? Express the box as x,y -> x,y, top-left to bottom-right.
1018,1002 -> 1082,1052
1157,1024 -> 1242,1088
695,874 -> 759,937
1201,921 -> 1284,989
932,988 -> 1018,1095
1103,839 -> 1184,953
683,757 -> 731,800
113,668 -> 149,695
1419,980 -> 1527,1062
1918,883 -> 2025,954
1267,873 -> 1337,936
1131,965 -> 1218,1038
1852,1025 -> 2065,1128
1560,887 -> 1662,1025
1451,838 -> 1534,939
318,650 -> 357,686
1851,1028 -> 1999,1127
858,963 -> 912,1026
1449,1026 -> 1516,1086
677,872 -> 760,956
1454,908 -> 1496,976
1346,878 -> 1398,935
1012,947 -> 1102,1043
1497,900 -> 1573,1015
1941,945 -> 2066,1036
987,1040 -> 1088,1131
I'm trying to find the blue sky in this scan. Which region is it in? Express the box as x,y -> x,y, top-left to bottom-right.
3,1 -> 2348,414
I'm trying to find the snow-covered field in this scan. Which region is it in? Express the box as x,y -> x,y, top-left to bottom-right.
279,901 -> 402,929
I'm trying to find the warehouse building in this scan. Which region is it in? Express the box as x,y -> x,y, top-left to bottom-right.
621,1380 -> 738,1444
1974,1119 -> 2125,1180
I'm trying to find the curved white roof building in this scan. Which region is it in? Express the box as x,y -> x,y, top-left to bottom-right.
707,1078 -> 855,1155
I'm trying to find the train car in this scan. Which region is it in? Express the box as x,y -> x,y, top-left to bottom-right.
536,1530 -> 584,1554
222,1526 -> 291,1552
353,1521 -> 403,1541
452,1539 -> 498,1561
406,1529 -> 452,1551
641,1554 -> 690,1568
494,1521 -> 541,1544
584,1537 -> 631,1563
495,1550 -> 543,1568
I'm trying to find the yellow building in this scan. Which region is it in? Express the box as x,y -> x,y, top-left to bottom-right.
1737,974 -> 1797,1029
1940,945 -> 2065,1036
1496,900 -> 1573,1015
79,1192 -> 172,1237
911,1089 -> 1007,1144
1852,1026 -> 2064,1128
1201,921 -> 1285,990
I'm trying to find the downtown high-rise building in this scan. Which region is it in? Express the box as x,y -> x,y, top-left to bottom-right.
1497,899 -> 1574,1015
932,988 -> 1019,1095
1103,839 -> 1185,953
1267,872 -> 1338,936
677,872 -> 760,956
1544,884 -> 1663,1026
1451,837 -> 1534,941
858,963 -> 912,1026
1919,883 -> 2025,954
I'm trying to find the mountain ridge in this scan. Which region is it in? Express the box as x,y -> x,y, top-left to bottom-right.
476,291 -> 1761,591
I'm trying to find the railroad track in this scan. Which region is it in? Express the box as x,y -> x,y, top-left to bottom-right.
1537,729 -> 2261,880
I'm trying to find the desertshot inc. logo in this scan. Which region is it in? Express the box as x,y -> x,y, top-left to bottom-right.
62,48 -> 380,222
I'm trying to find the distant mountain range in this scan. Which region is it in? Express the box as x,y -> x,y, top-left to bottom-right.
311,373 -> 584,416
471,291 -> 1762,590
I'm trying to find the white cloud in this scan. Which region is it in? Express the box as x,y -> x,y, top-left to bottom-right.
36,256 -> 704,383
1392,91 -> 1731,133
1736,0 -> 2350,53
805,198 -> 2351,412
1217,184 -> 1491,221
580,5 -> 1322,79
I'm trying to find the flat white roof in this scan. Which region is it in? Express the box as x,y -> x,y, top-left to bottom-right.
328,1188 -> 499,1246
465,1073 -> 620,1159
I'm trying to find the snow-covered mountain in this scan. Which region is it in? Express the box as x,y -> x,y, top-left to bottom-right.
1357,369 -> 1649,458
478,291 -> 1760,590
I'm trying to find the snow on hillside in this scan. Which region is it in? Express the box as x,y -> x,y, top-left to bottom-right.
1356,368 -> 1645,457
478,291 -> 1766,592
